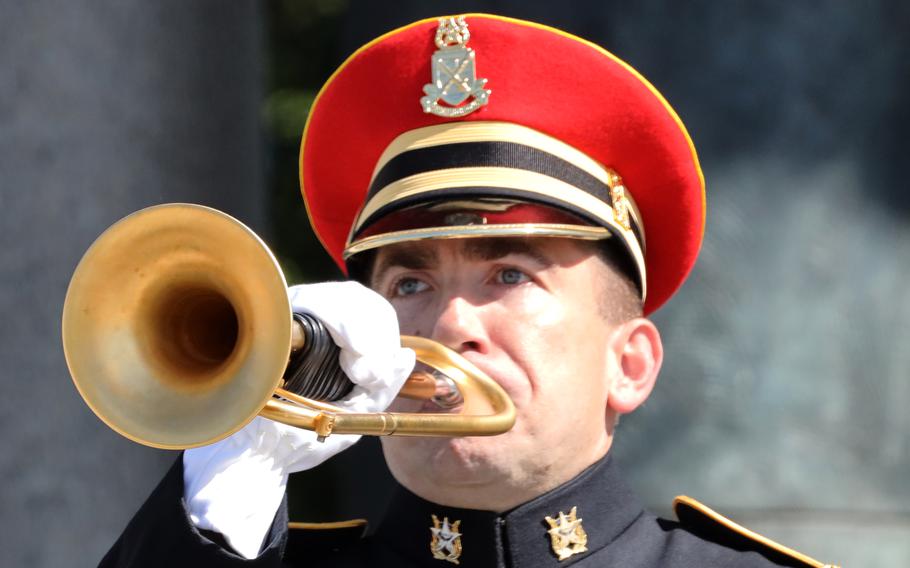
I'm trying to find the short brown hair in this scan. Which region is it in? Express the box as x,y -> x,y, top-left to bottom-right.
588,239 -> 643,323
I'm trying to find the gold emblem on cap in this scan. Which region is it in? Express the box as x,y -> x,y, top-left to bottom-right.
421,16 -> 491,117
430,514 -> 463,564
544,506 -> 588,561
609,174 -> 632,232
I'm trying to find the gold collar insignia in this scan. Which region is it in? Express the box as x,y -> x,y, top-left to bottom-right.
544,506 -> 588,561
430,514 -> 463,564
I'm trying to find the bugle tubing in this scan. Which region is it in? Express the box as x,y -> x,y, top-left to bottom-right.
62,203 -> 515,450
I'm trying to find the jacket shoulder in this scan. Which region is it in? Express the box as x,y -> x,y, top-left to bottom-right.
673,496 -> 839,568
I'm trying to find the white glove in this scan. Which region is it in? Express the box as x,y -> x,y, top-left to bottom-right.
183,281 -> 415,559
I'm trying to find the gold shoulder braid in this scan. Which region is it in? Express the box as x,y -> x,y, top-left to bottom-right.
673,496 -> 839,568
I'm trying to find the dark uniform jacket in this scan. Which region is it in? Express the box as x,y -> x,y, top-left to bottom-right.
100,454 -> 832,567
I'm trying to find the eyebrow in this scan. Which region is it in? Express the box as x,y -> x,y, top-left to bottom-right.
371,244 -> 439,285
371,238 -> 554,285
461,239 -> 553,267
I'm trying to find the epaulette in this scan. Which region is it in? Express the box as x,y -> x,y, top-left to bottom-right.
284,519 -> 367,561
673,496 -> 839,568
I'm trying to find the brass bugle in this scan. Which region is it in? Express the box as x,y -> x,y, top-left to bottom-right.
62,203 -> 515,449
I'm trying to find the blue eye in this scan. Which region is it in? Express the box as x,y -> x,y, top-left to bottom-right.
498,268 -> 529,285
395,277 -> 429,296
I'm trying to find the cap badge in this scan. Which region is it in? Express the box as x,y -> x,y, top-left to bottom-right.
421,16 -> 491,118
430,514 -> 463,564
544,506 -> 588,561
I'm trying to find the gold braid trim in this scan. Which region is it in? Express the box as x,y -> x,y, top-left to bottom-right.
673,496 -> 838,568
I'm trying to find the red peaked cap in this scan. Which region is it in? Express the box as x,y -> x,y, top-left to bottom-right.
300,13 -> 705,315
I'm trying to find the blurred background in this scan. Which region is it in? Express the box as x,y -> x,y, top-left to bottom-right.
2,1 -> 908,565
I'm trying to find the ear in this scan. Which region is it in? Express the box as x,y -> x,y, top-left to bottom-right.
606,318 -> 663,415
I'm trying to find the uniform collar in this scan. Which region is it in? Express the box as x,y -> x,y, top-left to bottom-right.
376,453 -> 645,567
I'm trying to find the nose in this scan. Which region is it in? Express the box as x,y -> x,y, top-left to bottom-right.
430,295 -> 491,355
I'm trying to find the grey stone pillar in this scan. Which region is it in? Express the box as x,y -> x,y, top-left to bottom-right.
0,2 -> 263,565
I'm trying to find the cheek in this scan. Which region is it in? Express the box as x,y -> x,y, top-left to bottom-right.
493,287 -> 570,344
521,290 -> 569,330
391,298 -> 435,336
485,289 -> 572,392
490,288 -> 610,402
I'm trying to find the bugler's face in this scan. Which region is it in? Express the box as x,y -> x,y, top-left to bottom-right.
371,237 -> 633,510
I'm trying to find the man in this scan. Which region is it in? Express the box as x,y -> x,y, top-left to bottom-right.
101,14 -> 837,567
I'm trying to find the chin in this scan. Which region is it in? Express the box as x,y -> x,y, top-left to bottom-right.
382,430 -> 527,493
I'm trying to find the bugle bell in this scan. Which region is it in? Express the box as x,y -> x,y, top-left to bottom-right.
62,203 -> 515,449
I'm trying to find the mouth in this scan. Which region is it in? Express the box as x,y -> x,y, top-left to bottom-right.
416,371 -> 465,413
394,357 -> 516,419
395,363 -> 466,411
